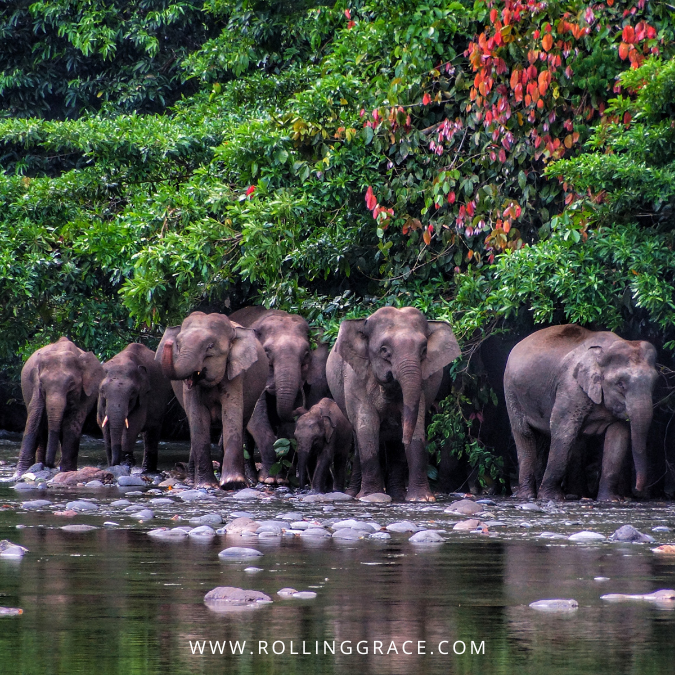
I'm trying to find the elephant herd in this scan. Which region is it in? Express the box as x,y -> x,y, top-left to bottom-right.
13,307 -> 660,502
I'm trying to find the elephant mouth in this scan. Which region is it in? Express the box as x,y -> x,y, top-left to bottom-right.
186,369 -> 207,390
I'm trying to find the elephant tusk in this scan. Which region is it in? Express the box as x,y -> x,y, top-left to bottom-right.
125,418 -> 129,428
102,416 -> 108,428
197,371 -> 201,376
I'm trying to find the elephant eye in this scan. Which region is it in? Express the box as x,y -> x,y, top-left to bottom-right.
206,342 -> 214,351
617,380 -> 626,391
380,346 -> 391,361
420,345 -> 428,359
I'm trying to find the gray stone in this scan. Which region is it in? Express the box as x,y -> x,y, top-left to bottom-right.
225,517 -> 260,535
358,493 -> 392,503
331,519 -> 374,531
189,513 -> 223,526
386,521 -> 421,533
218,547 -> 264,559
324,492 -> 353,502
110,499 -> 132,507
204,586 -> 272,610
107,465 -> 131,478
652,526 -> 670,532
233,488 -> 263,500
538,532 -> 568,540
123,504 -> 147,512
232,511 -> 256,519
0,607 -> 23,616
453,519 -> 483,531
601,589 -> 675,604
21,500 -> 52,510
409,530 -> 444,543
277,512 -> 303,521
258,531 -> 280,539
300,528 -> 330,538
85,480 -> 105,488
148,528 -> 189,541
293,591 -> 317,599
445,499 -> 483,515
117,475 -> 147,487
244,567 -> 263,573
132,509 -> 154,520
12,482 -> 44,491
66,500 -> 99,512
516,503 -> 544,512
610,525 -> 655,543
277,588 -> 298,597
60,524 -> 99,532
290,521 -> 311,530
149,498 -> 176,506
484,521 -> 507,527
302,494 -> 327,503
529,599 -> 579,613
103,521 -> 119,527
0,540 -> 28,558
369,532 -> 392,540
323,505 -> 336,512
27,462 -> 44,473
568,531 -> 605,542
176,489 -> 210,502
476,499 -> 496,505
188,526 -> 216,539
332,528 -> 364,540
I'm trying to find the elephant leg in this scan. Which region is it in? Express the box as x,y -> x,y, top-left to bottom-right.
331,436 -> 348,494
404,395 -> 435,502
597,422 -> 630,501
384,440 -> 407,502
220,376 -> 247,490
16,392 -> 45,475
312,442 -> 333,494
185,393 -> 217,487
563,438 -> 588,499
512,425 -> 539,499
243,430 -> 257,486
141,426 -> 161,473
247,395 -> 278,484
60,406 -> 89,473
36,424 -> 48,466
354,411 -> 385,497
123,417 -> 143,467
345,438 -> 361,497
540,420 -> 582,501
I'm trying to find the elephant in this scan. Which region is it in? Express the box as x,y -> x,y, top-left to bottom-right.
228,307 -> 328,483
157,311 -> 268,488
326,306 -> 461,502
97,343 -> 172,471
504,324 -> 658,501
16,337 -> 104,476
294,398 -> 352,493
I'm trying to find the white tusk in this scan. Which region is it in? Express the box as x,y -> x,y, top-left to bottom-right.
102,416 -> 108,428
197,371 -> 201,376
125,418 -> 129,428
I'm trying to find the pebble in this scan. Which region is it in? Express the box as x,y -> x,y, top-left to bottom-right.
204,586 -> 272,609
21,500 -> 52,510
358,493 -> 392,503
218,547 -> 264,559
225,517 -> 260,534
332,528 -> 363,540
244,567 -> 263,573
476,499 -> 496,505
516,503 -> 544,512
484,521 -> 506,527
124,491 -> 144,497
132,509 -> 154,520
529,599 -> 579,613
60,524 -> 99,532
386,521 -> 421,533
66,501 -> 99,512
568,531 -> 606,542
84,480 -> 105,488
369,532 -> 391,540
111,500 -> 132,507
410,530 -> 444,543
453,519 -> 483,531
177,489 -> 211,502
188,526 -> 216,540
652,526 -> 670,532
148,528 -> 188,541
117,475 -> 147,487
299,528 -> 330,538
124,504 -> 147,512
103,522 -> 119,527
538,532 -> 568,540
149,498 -> 176,506
332,519 -> 376,532
324,492 -> 353,502
293,591 -> 317,599
13,482 -> 45,491
277,512 -> 303,521
0,607 -> 23,616
290,521 -> 311,530
189,513 -> 223,526
302,494 -> 327,503
277,588 -> 298,597
233,488 -> 263,500
0,540 -> 28,558
445,499 -> 483,515
609,525 -> 654,543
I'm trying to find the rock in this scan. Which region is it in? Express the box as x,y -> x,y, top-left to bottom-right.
188,526 -> 216,540
516,502 -> 545,512
358,493 -> 392,503
51,467 -> 113,486
369,532 -> 391,540
409,530 -> 444,543
453,519 -> 483,531
594,577 -> 610,582
149,498 -> 176,506
293,591 -> 317,599
111,499 -> 132,507
225,517 -> 260,535
323,506 -> 336,512
233,488 -> 263,500
12,482 -> 45,491
386,521 -> 421,533
601,590 -> 675,604
299,528 -> 330,538
445,499 -> 483,515
610,525 -> 655,543
332,528 -> 364,540
60,524 -> 99,532
302,494 -> 327,503
277,512 -> 303,521
103,521 -> 119,527
66,500 -> 99,512
244,567 -> 263,573
568,531 -> 605,542
484,521 -> 507,527
0,607 -> 23,616
332,519 -> 375,532
258,531 -> 279,539
529,599 -> 579,613
277,588 -> 298,597
323,492 -> 353,502
54,510 -> 78,517
107,465 -> 131,479
176,489 -> 210,502
132,509 -> 154,520
231,511 -> 255,519
21,500 -> 52,510
652,526 -> 670,532
204,586 -> 272,611
218,547 -> 264,559
158,478 -> 178,487
189,513 -> 223,526
476,499 -> 496,505
117,475 -> 148,487
124,504 -> 147,512
0,540 -> 28,558
290,521 -> 311,530
148,528 -> 189,541
85,480 -> 105,488
27,462 -> 44,473
652,545 -> 675,555
538,532 -> 568,540
519,522 -> 533,528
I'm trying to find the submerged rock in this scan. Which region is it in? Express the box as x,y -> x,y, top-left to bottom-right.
332,528 -> 364,540
445,499 -> 483,515
131,509 -> 154,520
204,586 -> 272,611
369,532 -> 391,540
299,528 -> 330,539
21,500 -> 52,510
293,591 -> 317,599
148,528 -> 189,541
529,599 -> 579,613
409,530 -> 444,543
65,500 -> 99,512
0,540 -> 28,558
386,521 -> 421,533
610,525 -> 655,543
218,547 -> 263,559
277,588 -> 298,597
60,524 -> 99,533
233,488 -> 263,500
568,531 -> 605,542
188,526 -> 216,540
189,513 -> 223,526
601,589 -> 675,604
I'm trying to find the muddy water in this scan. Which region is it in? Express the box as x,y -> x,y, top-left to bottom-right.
1,434 -> 675,675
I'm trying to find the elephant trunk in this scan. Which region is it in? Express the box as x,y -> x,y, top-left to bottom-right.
17,391 -> 45,475
161,340 -> 179,379
275,363 -> 302,423
296,446 -> 310,490
107,406 -> 128,466
627,397 -> 653,494
45,394 -> 67,468
396,358 -> 423,447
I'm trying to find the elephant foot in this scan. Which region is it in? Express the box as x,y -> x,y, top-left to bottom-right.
537,486 -> 565,501
195,478 -> 219,489
597,490 -> 623,502
220,472 -> 247,490
405,488 -> 436,502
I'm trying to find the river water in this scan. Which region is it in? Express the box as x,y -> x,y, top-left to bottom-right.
1,434 -> 674,675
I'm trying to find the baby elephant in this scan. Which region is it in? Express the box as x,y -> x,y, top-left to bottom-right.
294,398 -> 352,493
505,325 -> 658,501
97,343 -> 172,471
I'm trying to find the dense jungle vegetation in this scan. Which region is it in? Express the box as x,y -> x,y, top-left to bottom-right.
1,0 -> 674,486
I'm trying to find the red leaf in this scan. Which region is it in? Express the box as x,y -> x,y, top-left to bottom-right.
467,201 -> 475,216
622,25 -> 635,44
344,9 -> 351,19
423,230 -> 431,245
499,148 -> 507,163
542,34 -> 553,52
422,92 -> 432,106
618,42 -> 630,60
490,8 -> 498,23
448,191 -> 456,204
646,25 -> 657,39
245,185 -> 256,196
365,186 -> 377,212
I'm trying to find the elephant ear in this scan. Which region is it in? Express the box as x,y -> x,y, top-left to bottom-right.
573,346 -> 604,405
227,326 -> 260,380
79,351 -> 103,397
322,415 -> 336,443
422,321 -> 461,380
335,319 -> 369,371
154,326 -> 181,363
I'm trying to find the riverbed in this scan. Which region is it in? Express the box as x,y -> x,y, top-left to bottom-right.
1,434 -> 674,675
